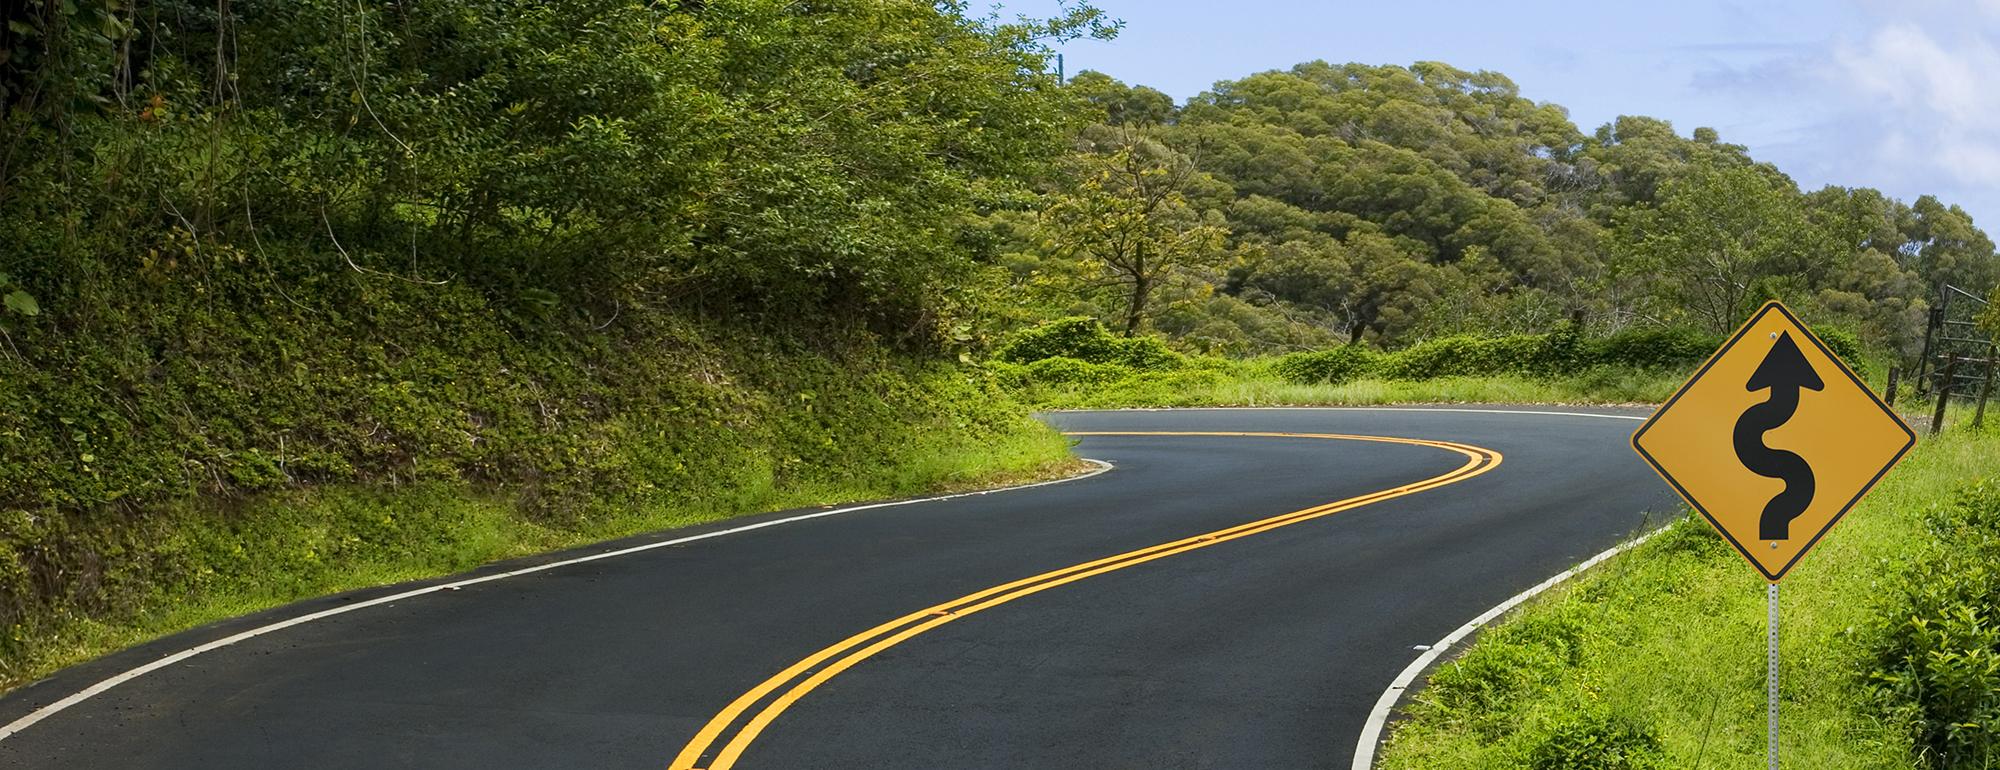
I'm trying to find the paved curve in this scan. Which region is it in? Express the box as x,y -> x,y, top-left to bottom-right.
0,407 -> 1678,769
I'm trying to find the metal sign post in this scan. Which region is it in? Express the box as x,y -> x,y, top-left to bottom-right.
1631,302 -> 1921,770
1767,582 -> 1779,770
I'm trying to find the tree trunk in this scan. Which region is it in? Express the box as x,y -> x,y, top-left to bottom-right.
1122,245 -> 1149,336
1123,276 -> 1150,337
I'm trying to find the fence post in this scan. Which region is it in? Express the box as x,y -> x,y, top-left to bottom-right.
1932,354 -> 1957,436
1916,303 -> 1946,397
1976,345 -> 1996,430
1884,366 -> 1901,407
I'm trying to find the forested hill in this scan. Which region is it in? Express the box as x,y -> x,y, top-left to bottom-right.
0,0 -> 1114,682
1006,63 -> 1998,358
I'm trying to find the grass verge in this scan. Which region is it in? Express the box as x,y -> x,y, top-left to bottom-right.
1010,369 -> 1685,410
1376,418 -> 2000,769
4,417 -> 1080,694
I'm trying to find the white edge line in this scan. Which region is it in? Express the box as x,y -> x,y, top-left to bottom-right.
0,458 -> 1115,741
1349,523 -> 1671,770
0,406 -> 1650,743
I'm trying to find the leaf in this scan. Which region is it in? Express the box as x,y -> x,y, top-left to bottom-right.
4,290 -> 37,317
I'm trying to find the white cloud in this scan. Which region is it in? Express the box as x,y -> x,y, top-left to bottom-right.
1827,15 -> 2000,188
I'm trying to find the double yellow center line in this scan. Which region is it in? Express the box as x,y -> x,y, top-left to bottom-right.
669,431 -> 1502,769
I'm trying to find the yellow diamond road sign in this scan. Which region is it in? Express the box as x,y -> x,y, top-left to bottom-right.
1631,301 -> 1916,582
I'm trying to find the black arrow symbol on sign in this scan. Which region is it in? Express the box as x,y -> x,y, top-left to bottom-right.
1733,332 -> 1825,540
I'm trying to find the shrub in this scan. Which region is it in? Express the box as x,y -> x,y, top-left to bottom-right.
1590,327 -> 1721,371
1377,334 -> 1545,380
1019,356 -> 1135,386
994,317 -> 1127,365
1114,335 -> 1186,370
1813,327 -> 1871,380
1868,482 -> 2000,768
1272,346 -> 1381,385
1525,707 -> 1667,770
994,317 -> 1184,370
1536,321 -> 1590,376
1267,325 -> 1719,386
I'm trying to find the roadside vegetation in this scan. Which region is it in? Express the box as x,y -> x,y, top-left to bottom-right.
0,1 -> 1111,690
1375,419 -> 2000,769
989,316 -> 1877,409
4,0 -> 1997,717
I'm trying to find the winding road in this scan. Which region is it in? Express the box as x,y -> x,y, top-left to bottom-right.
0,407 -> 1678,769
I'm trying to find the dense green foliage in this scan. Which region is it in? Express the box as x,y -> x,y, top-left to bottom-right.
989,316 -> 1695,409
1868,482 -> 2000,768
992,315 -> 1185,369
0,0 -> 1112,679
3,0 -> 1115,337
991,316 -> 1870,411
1005,63 -> 1999,365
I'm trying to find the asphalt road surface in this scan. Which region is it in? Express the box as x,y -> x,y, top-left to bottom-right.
0,407 -> 1679,769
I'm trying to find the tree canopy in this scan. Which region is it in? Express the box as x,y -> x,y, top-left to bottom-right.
1014,62 -> 1999,358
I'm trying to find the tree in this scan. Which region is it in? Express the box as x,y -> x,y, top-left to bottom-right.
1904,196 -> 2000,296
1066,70 -> 1175,127
1614,164 -> 1831,334
1020,59 -> 2000,354
1040,130 -> 1228,335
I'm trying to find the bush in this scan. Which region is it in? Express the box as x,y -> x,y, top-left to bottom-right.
1115,335 -> 1187,370
1868,481 -> 2000,768
1267,325 -> 1720,387
1525,707 -> 1667,770
994,317 -> 1184,370
1813,327 -> 1871,380
1272,346 -> 1381,385
1590,327 -> 1722,371
1536,321 -> 1590,376
1376,334 -> 1545,380
994,317 -> 1127,365
1019,356 -> 1135,386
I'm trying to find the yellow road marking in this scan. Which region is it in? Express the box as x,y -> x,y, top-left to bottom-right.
669,431 -> 1502,770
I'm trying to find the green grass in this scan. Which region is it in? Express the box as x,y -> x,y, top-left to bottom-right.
3,417 -> 1080,693
1377,418 -> 2000,769
1012,368 -> 1686,410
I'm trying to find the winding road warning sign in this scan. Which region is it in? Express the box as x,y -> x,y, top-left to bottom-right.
1632,301 -> 1916,582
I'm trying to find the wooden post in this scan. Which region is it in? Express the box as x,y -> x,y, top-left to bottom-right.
1884,366 -> 1901,407
1915,303 -> 1946,397
1932,354 -> 1957,436
1975,345 -> 1995,430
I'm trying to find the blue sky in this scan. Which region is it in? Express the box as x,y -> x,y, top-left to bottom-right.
985,0 -> 2000,229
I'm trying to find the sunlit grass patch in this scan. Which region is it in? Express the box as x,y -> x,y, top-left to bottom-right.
1377,419 -> 2000,769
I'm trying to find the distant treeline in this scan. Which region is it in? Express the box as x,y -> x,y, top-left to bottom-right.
1002,63 -> 2000,360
